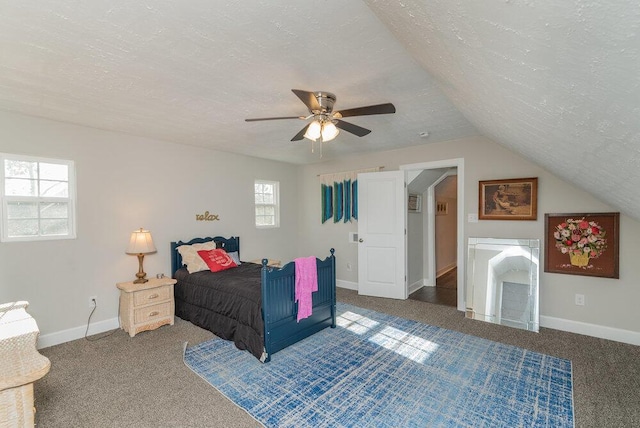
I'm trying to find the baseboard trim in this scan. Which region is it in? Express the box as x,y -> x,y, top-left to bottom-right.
38,299 -> 639,349
38,317 -> 120,349
408,280 -> 424,295
339,279 -> 433,297
540,315 -> 640,346
436,263 -> 456,278
337,279 -> 358,291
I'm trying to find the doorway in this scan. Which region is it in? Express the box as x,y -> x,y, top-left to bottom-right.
401,159 -> 465,312
407,172 -> 458,307
433,174 -> 458,306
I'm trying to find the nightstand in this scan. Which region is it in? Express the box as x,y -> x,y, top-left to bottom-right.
116,277 -> 177,337
250,259 -> 282,268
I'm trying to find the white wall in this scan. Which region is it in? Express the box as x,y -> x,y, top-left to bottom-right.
0,111 -> 300,346
3,111 -> 638,346
435,175 -> 457,274
407,200 -> 424,289
298,136 -> 640,343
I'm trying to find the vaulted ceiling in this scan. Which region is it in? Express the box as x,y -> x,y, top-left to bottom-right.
1,1 -> 638,220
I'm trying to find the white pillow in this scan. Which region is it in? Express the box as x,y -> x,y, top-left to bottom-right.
177,242 -> 218,273
227,251 -> 241,266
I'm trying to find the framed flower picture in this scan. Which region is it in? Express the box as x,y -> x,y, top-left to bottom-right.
544,212 -> 619,278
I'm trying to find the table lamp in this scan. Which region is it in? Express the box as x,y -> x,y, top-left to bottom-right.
125,228 -> 157,283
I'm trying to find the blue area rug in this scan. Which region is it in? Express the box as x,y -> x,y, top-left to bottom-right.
184,303 -> 574,427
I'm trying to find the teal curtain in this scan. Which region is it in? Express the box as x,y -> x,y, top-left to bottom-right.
320,167 -> 380,224
321,179 -> 358,224
343,179 -> 351,223
321,184 -> 333,224
352,180 -> 358,220
333,182 -> 343,223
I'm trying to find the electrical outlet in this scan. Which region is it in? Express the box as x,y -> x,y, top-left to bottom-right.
346,262 -> 352,271
575,294 -> 585,306
88,295 -> 98,308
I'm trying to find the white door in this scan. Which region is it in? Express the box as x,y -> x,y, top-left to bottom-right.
357,170 -> 407,299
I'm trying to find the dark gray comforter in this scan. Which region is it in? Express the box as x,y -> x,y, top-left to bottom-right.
174,263 -> 265,360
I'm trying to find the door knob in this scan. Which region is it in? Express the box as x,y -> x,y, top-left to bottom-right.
358,238 -> 364,243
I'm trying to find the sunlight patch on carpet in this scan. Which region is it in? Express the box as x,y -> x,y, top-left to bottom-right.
369,325 -> 439,364
184,303 -> 574,427
336,310 -> 379,334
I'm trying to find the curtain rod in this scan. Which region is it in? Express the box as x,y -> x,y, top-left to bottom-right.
317,166 -> 385,177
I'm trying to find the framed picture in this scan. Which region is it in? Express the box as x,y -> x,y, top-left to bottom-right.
479,177 -> 538,220
436,201 -> 448,215
544,212 -> 619,278
408,194 -> 422,213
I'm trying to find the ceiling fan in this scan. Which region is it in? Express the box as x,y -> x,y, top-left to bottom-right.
245,89 -> 396,144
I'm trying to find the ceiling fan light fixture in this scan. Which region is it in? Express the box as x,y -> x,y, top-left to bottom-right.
304,120 -> 322,141
321,121 -> 339,142
246,89 -> 396,148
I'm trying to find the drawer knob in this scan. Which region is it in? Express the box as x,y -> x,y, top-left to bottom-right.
149,311 -> 159,317
148,293 -> 159,299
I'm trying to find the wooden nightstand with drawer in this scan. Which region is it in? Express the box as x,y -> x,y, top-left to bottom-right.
116,277 -> 177,337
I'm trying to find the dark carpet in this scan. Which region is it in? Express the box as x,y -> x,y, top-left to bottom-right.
34,288 -> 640,427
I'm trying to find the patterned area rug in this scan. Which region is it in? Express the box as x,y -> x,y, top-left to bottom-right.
184,303 -> 574,427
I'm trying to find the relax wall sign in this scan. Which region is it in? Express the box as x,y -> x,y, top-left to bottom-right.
196,211 -> 219,221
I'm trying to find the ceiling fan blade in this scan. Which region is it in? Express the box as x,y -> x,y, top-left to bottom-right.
292,89 -> 321,112
335,103 -> 396,118
291,123 -> 311,141
245,116 -> 305,122
335,120 -> 371,137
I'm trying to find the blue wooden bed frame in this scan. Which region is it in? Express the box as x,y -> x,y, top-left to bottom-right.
170,236 -> 336,362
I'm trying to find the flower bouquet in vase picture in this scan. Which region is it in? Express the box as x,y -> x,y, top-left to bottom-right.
553,218 -> 606,268
545,212 -> 619,278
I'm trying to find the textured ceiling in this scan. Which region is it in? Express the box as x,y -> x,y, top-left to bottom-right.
0,1 -> 476,164
0,1 -> 638,220
366,0 -> 640,220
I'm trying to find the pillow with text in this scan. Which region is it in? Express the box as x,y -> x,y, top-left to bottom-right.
197,249 -> 238,272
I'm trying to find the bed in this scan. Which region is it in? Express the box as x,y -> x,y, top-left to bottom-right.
170,236 -> 336,362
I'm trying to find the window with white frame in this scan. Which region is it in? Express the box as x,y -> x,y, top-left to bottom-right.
254,180 -> 279,228
1,154 -> 76,242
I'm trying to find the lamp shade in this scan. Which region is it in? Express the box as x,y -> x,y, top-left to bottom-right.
321,122 -> 339,142
125,228 -> 157,254
303,120 -> 322,141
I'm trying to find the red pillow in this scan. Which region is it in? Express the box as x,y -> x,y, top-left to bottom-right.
197,249 -> 238,272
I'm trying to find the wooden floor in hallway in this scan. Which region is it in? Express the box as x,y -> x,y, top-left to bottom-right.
409,267 -> 457,307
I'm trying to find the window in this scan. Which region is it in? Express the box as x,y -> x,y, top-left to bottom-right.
254,180 -> 279,228
1,154 -> 76,242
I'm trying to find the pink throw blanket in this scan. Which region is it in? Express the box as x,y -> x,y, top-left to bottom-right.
295,256 -> 318,322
